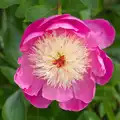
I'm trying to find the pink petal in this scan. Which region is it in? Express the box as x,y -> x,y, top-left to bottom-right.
94,48 -> 114,85
20,32 -> 44,52
38,14 -> 90,34
21,18 -> 45,41
59,98 -> 88,111
14,54 -> 33,89
84,19 -> 115,49
23,79 -> 45,96
73,73 -> 96,103
42,83 -> 73,102
46,19 -> 90,34
14,54 -> 45,96
20,18 -> 45,51
90,48 -> 106,77
24,91 -> 52,108
20,14 -> 90,52
20,14 -> 70,52
40,14 -> 70,27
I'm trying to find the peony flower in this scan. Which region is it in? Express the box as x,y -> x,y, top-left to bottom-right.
14,14 -> 115,111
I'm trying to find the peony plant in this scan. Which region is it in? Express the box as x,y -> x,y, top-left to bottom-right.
14,14 -> 115,111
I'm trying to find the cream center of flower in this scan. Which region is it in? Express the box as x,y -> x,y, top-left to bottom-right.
28,32 -> 90,88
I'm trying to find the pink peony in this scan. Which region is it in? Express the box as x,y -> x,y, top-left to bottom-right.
14,14 -> 115,111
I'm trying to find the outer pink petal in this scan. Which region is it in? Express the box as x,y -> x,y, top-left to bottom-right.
95,49 -> 114,85
73,73 -> 96,103
42,83 -> 73,102
46,19 -> 90,34
59,98 -> 88,111
14,54 -> 33,89
20,14 -> 90,52
21,14 -> 69,50
20,33 -> 44,52
24,91 -> 52,108
84,19 -> 115,49
37,14 -> 90,34
90,48 -> 106,77
20,14 -> 70,52
21,18 -> 45,44
14,54 -> 45,96
23,79 -> 45,96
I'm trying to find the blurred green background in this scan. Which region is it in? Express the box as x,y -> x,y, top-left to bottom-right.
0,0 -> 120,120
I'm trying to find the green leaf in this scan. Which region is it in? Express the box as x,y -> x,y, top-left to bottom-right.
0,89 -> 4,109
63,0 -> 87,16
0,84 -> 16,109
0,10 -> 7,38
15,0 -> 33,18
77,111 -> 100,120
1,8 -> 23,68
98,103 -> 105,118
0,70 -> 8,85
25,5 -> 56,22
3,18 -> 21,68
112,88 -> 120,103
95,86 -> 118,110
3,25 -> 21,68
28,116 -> 47,120
27,101 -> 78,120
80,0 -> 94,8
80,9 -> 91,19
116,111 -> 120,120
81,0 -> 103,11
55,110 -> 78,120
39,0 -> 58,7
27,102 -> 62,120
95,86 -> 114,101
0,66 -> 15,84
0,110 -> 3,120
0,0 -> 20,8
80,0 -> 104,17
0,36 -> 4,51
110,64 -> 120,86
103,101 -> 116,120
2,90 -> 25,120
110,4 -> 120,16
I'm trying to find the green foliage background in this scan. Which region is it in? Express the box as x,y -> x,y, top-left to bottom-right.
0,0 -> 120,120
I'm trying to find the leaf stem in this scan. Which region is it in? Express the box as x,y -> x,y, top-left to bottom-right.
58,0 -> 62,14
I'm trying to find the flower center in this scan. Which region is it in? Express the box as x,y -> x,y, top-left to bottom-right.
28,31 -> 91,88
53,53 -> 65,68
